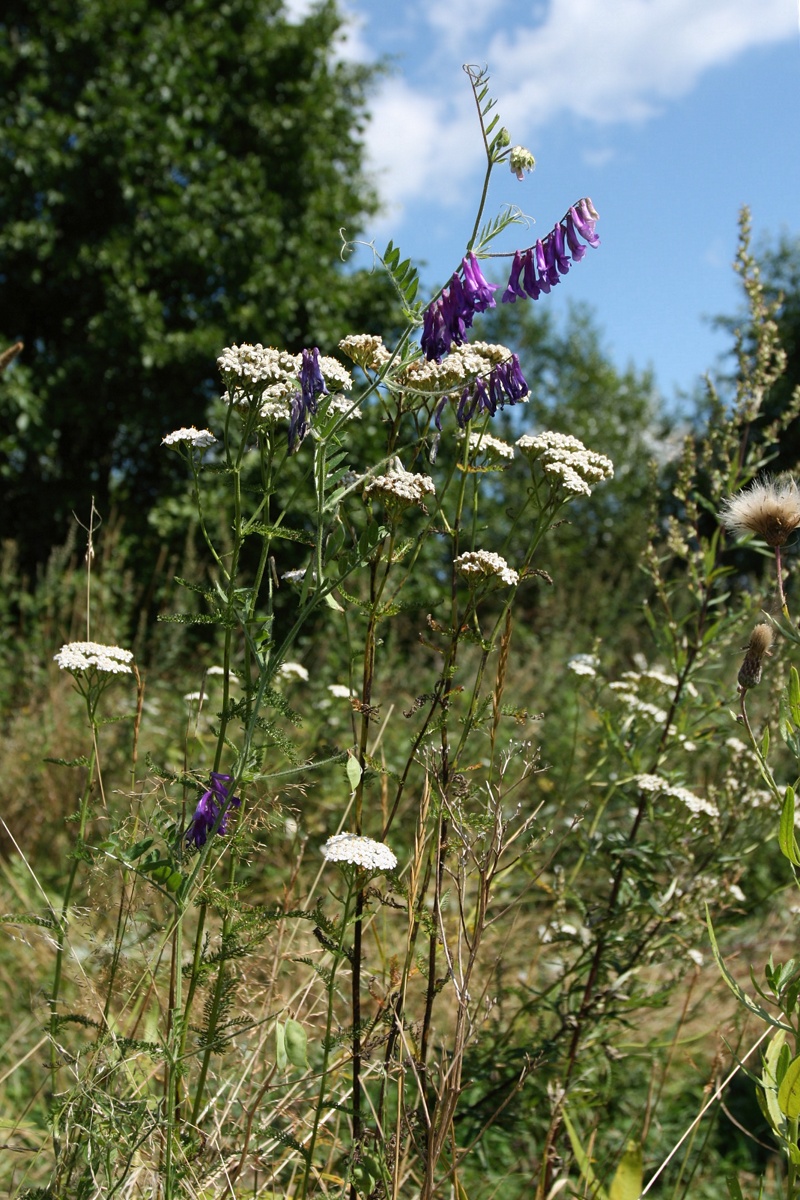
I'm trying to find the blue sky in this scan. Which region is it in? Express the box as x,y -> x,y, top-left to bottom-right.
297,0 -> 800,408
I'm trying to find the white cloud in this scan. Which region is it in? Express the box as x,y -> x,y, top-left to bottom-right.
488,0 -> 797,127
352,0 -> 796,209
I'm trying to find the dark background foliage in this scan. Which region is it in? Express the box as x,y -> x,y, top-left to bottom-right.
0,0 -> 399,571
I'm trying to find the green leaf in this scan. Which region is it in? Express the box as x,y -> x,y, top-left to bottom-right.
706,908 -> 793,1032
778,1055 -> 800,1118
346,754 -> 362,792
285,1018 -> 308,1070
609,1141 -> 643,1200
725,1173 -> 745,1200
275,1021 -> 287,1071
762,725 -> 770,758
561,1108 -> 608,1200
780,787 -> 800,866
791,667 -> 800,726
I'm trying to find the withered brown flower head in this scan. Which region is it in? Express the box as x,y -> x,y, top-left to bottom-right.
720,478 -> 800,547
737,622 -> 774,690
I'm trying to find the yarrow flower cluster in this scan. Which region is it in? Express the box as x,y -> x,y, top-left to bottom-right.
363,468 -> 435,512
278,661 -> 309,682
339,334 -> 391,371
322,833 -> 397,873
185,772 -> 241,849
454,550 -> 519,586
162,427 -> 217,448
516,431 -> 614,496
719,477 -> 800,547
400,342 -> 517,394
54,642 -> 134,675
635,774 -> 718,818
459,429 -> 515,461
217,343 -> 353,450
567,654 -> 600,677
502,199 -> 600,305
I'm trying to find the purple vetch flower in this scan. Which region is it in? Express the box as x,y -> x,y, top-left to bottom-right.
185,772 -> 241,849
455,355 -> 529,429
501,198 -> 600,306
421,254 -> 497,361
501,249 -> 527,303
289,347 -> 330,451
461,252 -> 498,315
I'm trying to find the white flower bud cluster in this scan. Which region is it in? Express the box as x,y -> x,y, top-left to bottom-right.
635,774 -> 718,818
517,431 -> 614,496
454,550 -> 519,586
363,469 -> 435,508
459,430 -> 515,460
162,427 -> 217,448
400,342 -> 520,394
54,642 -> 134,675
339,334 -> 391,370
217,343 -> 353,423
567,654 -> 599,677
322,833 -> 397,872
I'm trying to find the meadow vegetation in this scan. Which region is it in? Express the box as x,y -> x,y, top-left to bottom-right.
3,47 -> 800,1200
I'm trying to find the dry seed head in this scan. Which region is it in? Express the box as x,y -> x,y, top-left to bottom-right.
719,478 -> 800,547
737,622 -> 774,690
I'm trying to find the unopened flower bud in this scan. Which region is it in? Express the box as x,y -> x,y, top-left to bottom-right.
737,622 -> 774,690
509,145 -> 535,180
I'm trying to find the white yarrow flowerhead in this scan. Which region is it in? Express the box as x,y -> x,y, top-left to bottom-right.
516,431 -> 613,496
328,684 -> 354,699
719,477 -> 800,547
459,429 -> 515,462
567,654 -> 600,677
322,833 -> 397,873
339,333 -> 391,371
363,468 -> 435,513
634,773 -> 718,818
454,550 -> 519,587
54,641 -> 134,675
278,661 -> 309,682
162,427 -> 217,448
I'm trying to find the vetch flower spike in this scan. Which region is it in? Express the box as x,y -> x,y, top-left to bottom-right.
421,253 -> 497,361
289,347 -> 329,451
185,772 -> 241,849
501,198 -> 600,306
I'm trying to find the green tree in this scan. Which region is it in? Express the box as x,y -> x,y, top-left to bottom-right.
0,0 -> 396,569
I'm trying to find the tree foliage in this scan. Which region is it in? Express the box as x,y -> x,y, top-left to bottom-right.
0,0 -> 396,567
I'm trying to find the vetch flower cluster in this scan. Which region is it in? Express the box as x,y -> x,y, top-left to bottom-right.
54,642 -> 134,675
363,468 -> 435,512
421,253 -> 498,361
517,431 -> 613,496
502,199 -> 600,305
322,833 -> 397,873
185,772 -> 241,849
447,355 -> 529,429
454,550 -> 519,587
162,427 -> 217,448
719,477 -> 800,547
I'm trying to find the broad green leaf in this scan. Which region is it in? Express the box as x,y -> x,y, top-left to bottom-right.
609,1141 -> 642,1200
780,787 -> 800,866
285,1018 -> 308,1070
275,1021 -> 287,1071
346,755 -> 362,792
778,1055 -> 800,1117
